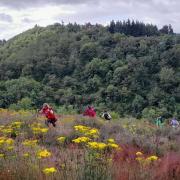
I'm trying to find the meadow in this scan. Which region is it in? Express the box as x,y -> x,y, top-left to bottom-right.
0,108 -> 179,180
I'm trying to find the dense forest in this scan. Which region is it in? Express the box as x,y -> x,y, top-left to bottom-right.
0,20 -> 179,119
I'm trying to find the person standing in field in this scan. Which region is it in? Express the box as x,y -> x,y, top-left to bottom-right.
83,105 -> 96,117
39,103 -> 57,127
101,110 -> 112,121
170,118 -> 179,128
155,116 -> 164,128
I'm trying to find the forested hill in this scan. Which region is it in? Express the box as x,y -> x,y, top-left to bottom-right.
0,21 -> 179,119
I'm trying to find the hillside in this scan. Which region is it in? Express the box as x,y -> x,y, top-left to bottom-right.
0,22 -> 179,119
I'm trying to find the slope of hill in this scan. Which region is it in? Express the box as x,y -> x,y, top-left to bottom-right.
0,22 -> 179,119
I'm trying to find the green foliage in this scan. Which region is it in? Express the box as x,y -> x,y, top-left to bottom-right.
0,22 -> 179,120
9,97 -> 33,110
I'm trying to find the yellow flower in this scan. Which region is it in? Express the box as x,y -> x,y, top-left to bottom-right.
5,138 -> 14,145
107,143 -> 119,149
136,151 -> 143,156
11,121 -> 22,128
37,149 -> 51,159
22,139 -> 38,147
74,125 -> 90,133
23,153 -> 30,157
40,128 -> 48,133
1,128 -> 13,134
57,136 -> 66,143
0,137 -> 5,146
7,146 -> 14,150
0,153 -> 4,158
72,136 -> 91,143
87,142 -> 107,150
107,138 -> 115,143
85,128 -> 99,138
146,155 -> 158,162
43,167 -> 57,174
31,127 -> 48,134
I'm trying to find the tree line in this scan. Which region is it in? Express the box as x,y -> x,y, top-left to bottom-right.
0,20 -> 179,119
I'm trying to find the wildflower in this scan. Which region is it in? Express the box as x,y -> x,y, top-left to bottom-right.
6,146 -> 14,151
136,151 -> 143,156
23,153 -> 30,157
57,136 -> 66,143
74,125 -> 90,133
88,142 -> 107,150
146,155 -> 158,162
107,138 -> 115,143
11,121 -> 22,128
43,167 -> 57,174
85,128 -> 99,138
22,139 -> 38,147
37,149 -> 51,159
1,128 -> 13,134
40,128 -> 48,133
5,138 -> 14,145
107,143 -> 119,149
32,127 -> 48,134
0,137 -> 5,146
72,137 -> 91,144
0,153 -> 4,158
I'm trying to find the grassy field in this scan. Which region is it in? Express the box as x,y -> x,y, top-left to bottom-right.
0,109 -> 179,180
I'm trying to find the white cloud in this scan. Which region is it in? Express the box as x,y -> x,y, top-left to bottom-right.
0,0 -> 180,39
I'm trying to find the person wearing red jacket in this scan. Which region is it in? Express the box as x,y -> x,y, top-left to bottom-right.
83,106 -> 96,117
39,103 -> 57,127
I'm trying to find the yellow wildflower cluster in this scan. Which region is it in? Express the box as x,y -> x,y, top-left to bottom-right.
23,153 -> 30,157
30,123 -> 48,134
107,143 -> 119,149
72,136 -> 91,144
74,125 -> 90,133
43,167 -> 57,174
37,149 -> 51,159
22,139 -> 38,147
74,125 -> 99,138
32,127 -> 48,134
84,128 -> 99,138
87,142 -> 107,150
146,155 -> 158,162
135,152 -> 158,165
11,121 -> 23,129
57,136 -> 66,143
1,127 -> 13,134
106,138 -> 120,150
0,153 -> 5,158
107,138 -> 115,143
0,137 -> 14,147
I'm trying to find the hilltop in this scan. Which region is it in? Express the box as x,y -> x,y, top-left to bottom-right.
0,21 -> 179,119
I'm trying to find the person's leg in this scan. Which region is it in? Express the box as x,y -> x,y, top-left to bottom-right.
50,119 -> 56,127
45,119 -> 49,127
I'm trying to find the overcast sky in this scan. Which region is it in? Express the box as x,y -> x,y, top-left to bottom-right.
0,0 -> 179,40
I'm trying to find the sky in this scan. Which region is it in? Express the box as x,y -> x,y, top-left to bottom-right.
0,0 -> 180,40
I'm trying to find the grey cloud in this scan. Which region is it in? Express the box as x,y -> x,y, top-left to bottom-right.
0,0 -> 97,9
0,13 -> 13,22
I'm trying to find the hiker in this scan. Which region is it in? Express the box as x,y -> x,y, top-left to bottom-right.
101,110 -> 112,121
39,103 -> 57,127
155,116 -> 163,127
170,118 -> 179,128
83,105 -> 96,117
